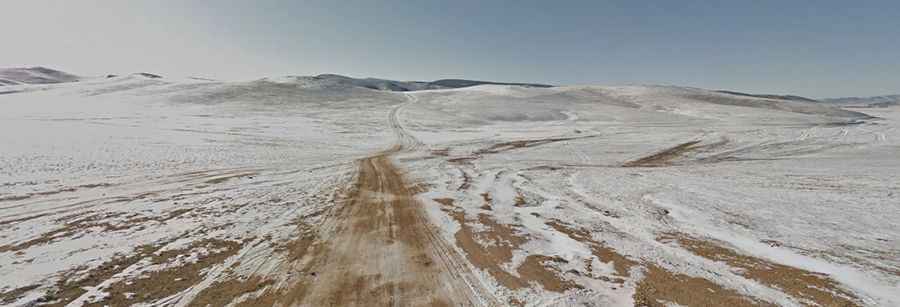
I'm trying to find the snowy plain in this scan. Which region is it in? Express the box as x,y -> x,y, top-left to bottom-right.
0,74 -> 898,306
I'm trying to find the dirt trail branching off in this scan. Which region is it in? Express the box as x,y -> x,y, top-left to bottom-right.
476,136 -> 594,155
623,140 -> 703,167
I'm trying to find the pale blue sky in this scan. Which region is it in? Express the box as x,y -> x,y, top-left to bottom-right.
2,0 -> 898,98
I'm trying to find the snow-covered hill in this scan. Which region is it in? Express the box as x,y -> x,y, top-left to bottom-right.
1,70 -> 897,306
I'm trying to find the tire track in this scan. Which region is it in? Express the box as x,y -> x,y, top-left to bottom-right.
389,93 -> 425,151
294,93 -> 496,306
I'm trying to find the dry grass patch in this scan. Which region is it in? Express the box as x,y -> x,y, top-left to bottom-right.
0,284 -> 40,305
0,209 -> 193,253
431,148 -> 450,156
546,220 -> 635,282
546,221 -> 765,306
659,233 -> 861,306
39,243 -> 165,306
83,239 -> 242,306
188,276 -> 274,307
443,204 -> 529,289
634,264 -> 769,307
517,255 -> 583,292
476,136 -> 590,155
442,202 -> 578,297
480,192 -> 493,210
623,140 -> 702,167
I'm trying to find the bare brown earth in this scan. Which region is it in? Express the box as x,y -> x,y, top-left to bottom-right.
659,233 -> 862,306
437,199 -> 584,306
633,264 -> 769,307
623,140 -> 702,167
0,209 -> 193,253
0,284 -> 39,305
476,136 -> 593,155
228,152 -> 493,307
40,243 -> 171,306
83,239 -> 244,307
188,276 -> 274,307
547,220 -> 767,306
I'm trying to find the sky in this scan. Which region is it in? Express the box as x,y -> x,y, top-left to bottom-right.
2,0 -> 898,98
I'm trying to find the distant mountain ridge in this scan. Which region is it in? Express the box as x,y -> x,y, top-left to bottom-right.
822,95 -> 900,107
428,79 -> 553,89
0,67 -> 552,91
0,66 -> 890,113
268,74 -> 553,91
714,90 -> 819,102
0,67 -> 79,86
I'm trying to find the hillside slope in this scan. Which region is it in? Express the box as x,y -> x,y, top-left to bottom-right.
1,73 -> 897,306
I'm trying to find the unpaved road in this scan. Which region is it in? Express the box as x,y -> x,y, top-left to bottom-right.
300,153 -> 485,306
297,95 -> 492,306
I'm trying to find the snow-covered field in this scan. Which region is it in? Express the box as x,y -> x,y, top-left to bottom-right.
1,74 -> 897,306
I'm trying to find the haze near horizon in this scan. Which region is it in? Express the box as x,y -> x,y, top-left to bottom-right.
2,1 -> 899,98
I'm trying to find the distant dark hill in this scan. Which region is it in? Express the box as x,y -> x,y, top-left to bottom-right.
0,66 -> 553,92
134,72 -> 163,79
715,90 -> 818,102
822,95 -> 900,107
428,79 -> 552,89
263,74 -> 553,92
0,67 -> 79,86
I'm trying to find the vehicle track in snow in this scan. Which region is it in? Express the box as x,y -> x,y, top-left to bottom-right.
296,92 -> 496,306
389,93 -> 425,151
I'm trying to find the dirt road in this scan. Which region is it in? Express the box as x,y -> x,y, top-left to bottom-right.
298,153 -> 480,306
296,95 -> 492,306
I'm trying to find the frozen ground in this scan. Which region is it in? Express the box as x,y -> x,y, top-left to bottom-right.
0,74 -> 897,306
